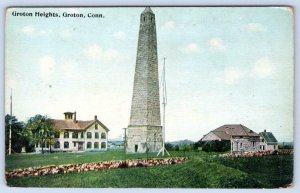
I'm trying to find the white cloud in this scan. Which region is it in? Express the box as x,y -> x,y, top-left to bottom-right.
21,25 -> 34,34
253,57 -> 273,78
243,23 -> 266,32
113,31 -> 126,40
84,44 -> 118,61
179,43 -> 201,54
61,62 -> 76,78
217,67 -> 244,84
39,56 -> 56,82
208,38 -> 224,50
163,20 -> 176,29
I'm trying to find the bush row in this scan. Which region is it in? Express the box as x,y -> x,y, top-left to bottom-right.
220,149 -> 292,158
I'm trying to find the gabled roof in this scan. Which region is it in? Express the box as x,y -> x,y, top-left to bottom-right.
51,119 -> 109,132
207,124 -> 260,140
259,131 -> 278,145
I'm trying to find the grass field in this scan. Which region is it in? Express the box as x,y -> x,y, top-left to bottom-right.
5,150 -> 293,188
5,150 -> 216,171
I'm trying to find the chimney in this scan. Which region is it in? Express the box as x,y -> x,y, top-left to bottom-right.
94,115 -> 97,121
73,111 -> 77,123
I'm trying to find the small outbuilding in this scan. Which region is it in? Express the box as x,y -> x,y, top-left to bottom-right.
259,130 -> 278,150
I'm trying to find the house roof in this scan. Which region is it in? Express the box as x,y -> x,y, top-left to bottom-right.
51,119 -> 109,132
206,124 -> 260,141
259,131 -> 278,145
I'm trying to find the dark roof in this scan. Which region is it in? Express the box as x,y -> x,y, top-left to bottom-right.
64,112 -> 74,114
259,131 -> 278,145
213,131 -> 231,140
210,124 -> 260,140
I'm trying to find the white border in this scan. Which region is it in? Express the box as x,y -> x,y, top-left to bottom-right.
0,1 -> 298,193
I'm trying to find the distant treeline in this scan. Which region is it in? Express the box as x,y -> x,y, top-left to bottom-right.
165,140 -> 230,152
165,140 -> 293,152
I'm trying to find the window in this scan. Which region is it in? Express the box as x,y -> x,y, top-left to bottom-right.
73,142 -> 76,147
94,142 -> 99,149
135,144 -> 138,152
240,143 -> 243,148
81,132 -> 84,138
54,141 -> 60,148
95,132 -> 99,139
101,142 -> 106,149
72,132 -> 78,139
41,142 -> 46,148
87,142 -> 92,149
143,17 -> 145,21
64,142 -> 69,149
252,141 -> 255,147
101,132 -> 106,139
64,132 -> 69,138
87,132 -> 92,139
54,132 -> 60,138
65,114 -> 72,119
95,123 -> 98,129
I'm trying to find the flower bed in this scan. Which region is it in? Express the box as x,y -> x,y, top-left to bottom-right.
220,149 -> 292,158
6,157 -> 188,178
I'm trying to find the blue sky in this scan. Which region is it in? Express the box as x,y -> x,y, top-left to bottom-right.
5,7 -> 293,142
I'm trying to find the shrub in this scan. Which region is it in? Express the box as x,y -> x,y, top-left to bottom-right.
165,143 -> 174,151
202,140 -> 230,152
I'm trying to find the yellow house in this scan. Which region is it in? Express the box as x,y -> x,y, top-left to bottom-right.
35,112 -> 109,152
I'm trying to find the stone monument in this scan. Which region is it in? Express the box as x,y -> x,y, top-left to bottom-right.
126,7 -> 163,153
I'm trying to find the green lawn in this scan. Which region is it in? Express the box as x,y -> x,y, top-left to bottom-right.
5,150 -> 210,171
5,150 -> 293,188
213,155 -> 294,188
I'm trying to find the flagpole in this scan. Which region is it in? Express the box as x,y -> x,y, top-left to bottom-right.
157,58 -> 170,156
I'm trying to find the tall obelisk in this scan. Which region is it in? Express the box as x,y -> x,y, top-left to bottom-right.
126,7 -> 163,153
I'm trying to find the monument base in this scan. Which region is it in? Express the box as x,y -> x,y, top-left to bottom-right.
126,125 -> 162,153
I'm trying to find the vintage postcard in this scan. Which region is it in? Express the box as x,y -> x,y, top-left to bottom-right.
5,7 -> 294,188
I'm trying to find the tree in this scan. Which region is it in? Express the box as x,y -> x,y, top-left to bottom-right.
5,114 -> 28,153
165,143 -> 174,151
26,115 -> 56,154
44,128 -> 59,152
202,140 -> 230,152
193,140 -> 203,151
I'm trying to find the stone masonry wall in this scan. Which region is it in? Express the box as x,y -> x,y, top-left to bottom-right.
127,8 -> 162,153
129,9 -> 161,126
127,125 -> 162,153
232,137 -> 260,152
